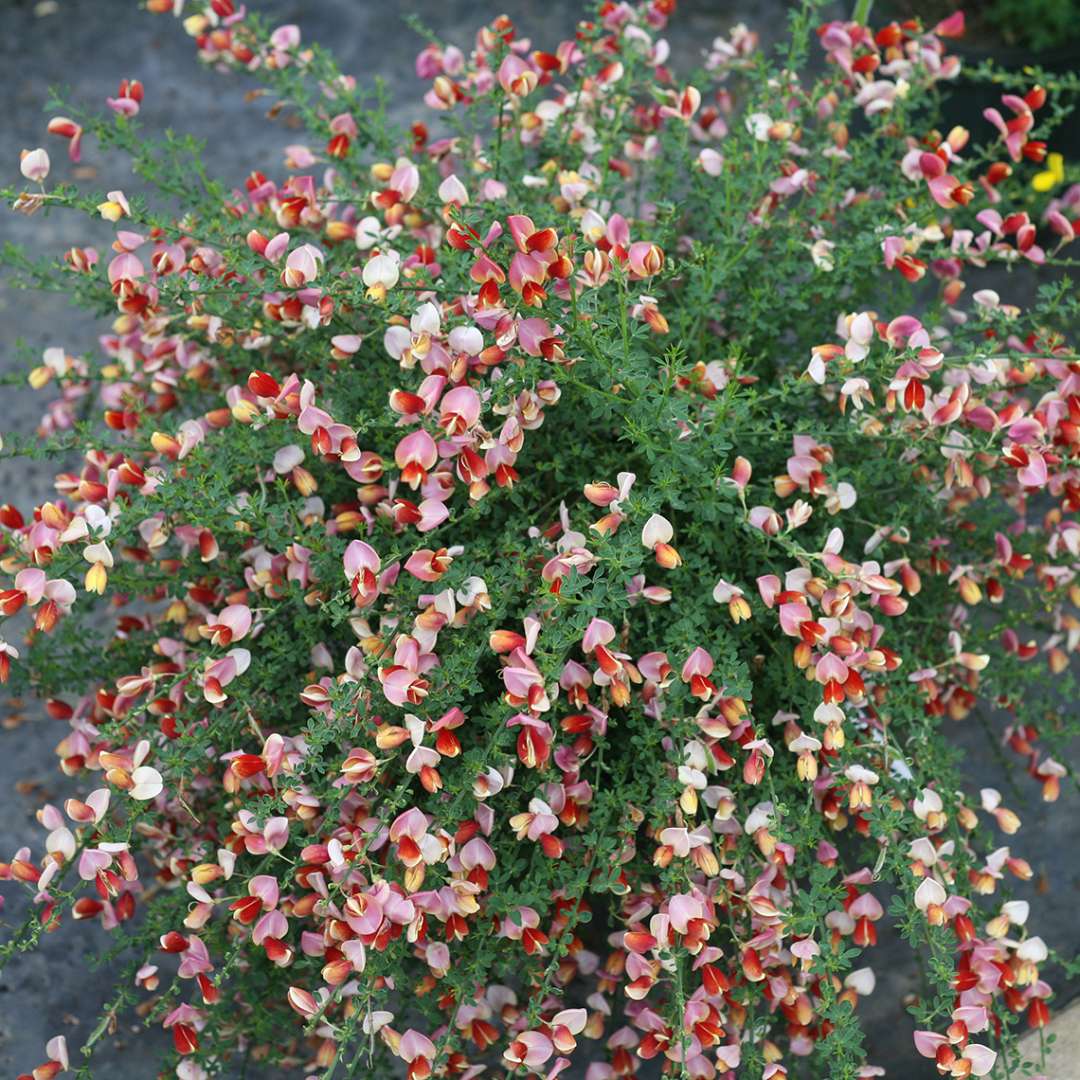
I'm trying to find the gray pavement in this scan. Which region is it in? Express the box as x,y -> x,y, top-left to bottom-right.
0,1 -> 1075,1078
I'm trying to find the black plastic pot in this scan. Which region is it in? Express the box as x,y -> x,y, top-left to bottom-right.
940,35 -> 1080,159
867,0 -> 1080,157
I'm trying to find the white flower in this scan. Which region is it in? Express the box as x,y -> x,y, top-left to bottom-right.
641,513 -> 673,549
810,239 -> 835,271
745,113 -> 772,141
20,147 -> 50,182
362,252 -> 400,290
130,766 -> 164,801
914,877 -> 946,911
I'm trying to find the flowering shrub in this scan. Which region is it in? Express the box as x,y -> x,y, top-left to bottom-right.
3,2 -> 1080,1078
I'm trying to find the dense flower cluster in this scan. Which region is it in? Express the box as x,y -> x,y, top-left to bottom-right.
2,2 -> 1079,1078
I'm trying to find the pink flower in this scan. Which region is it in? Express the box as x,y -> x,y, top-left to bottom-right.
498,55 -> 538,97
343,540 -> 381,606
106,78 -> 144,117
395,429 -> 438,488
47,116 -> 83,161
914,1032 -> 996,1076
20,147 -> 50,182
504,1030 -> 554,1069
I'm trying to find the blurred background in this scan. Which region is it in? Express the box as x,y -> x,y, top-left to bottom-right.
1,0 -> 1077,1076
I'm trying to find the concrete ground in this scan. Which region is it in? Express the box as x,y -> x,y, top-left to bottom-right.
1,1 -> 1077,1077
1020,998 -> 1080,1078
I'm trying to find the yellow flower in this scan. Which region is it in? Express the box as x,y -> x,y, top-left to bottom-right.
1032,152 -> 1065,193
28,366 -> 53,390
85,562 -> 108,594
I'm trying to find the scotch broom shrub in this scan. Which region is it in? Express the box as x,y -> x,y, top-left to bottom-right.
3,2 -> 1080,1078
